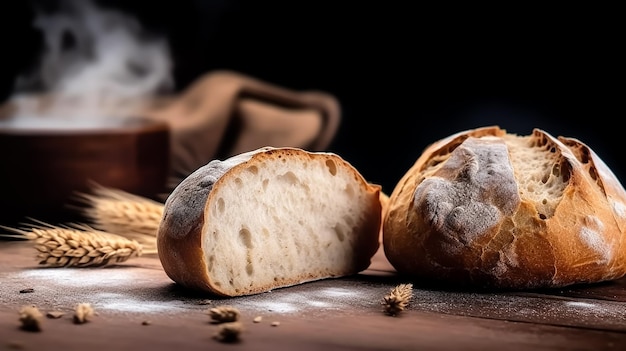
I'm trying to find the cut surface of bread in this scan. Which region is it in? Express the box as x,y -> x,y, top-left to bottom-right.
157,147 -> 382,297
383,126 -> 626,289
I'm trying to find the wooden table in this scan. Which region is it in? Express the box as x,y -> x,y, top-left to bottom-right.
1,239 -> 625,350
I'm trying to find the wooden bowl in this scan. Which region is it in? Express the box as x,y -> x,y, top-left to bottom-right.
0,117 -> 170,226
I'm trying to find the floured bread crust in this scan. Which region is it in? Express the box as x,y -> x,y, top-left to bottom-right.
156,148 -> 263,293
383,126 -> 626,289
157,147 -> 382,296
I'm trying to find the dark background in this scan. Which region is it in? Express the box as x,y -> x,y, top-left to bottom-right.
1,0 -> 623,194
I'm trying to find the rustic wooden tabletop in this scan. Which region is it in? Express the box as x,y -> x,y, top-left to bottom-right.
1,239 -> 625,351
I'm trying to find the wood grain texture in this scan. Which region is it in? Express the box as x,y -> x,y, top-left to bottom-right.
0,241 -> 625,351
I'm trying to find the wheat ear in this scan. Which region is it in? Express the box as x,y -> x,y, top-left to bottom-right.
1,220 -> 143,267
382,283 -> 413,316
75,183 -> 164,253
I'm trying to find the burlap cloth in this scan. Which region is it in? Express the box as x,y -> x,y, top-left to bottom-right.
140,70 -> 341,188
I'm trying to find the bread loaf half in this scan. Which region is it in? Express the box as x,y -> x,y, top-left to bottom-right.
157,147 -> 382,297
383,126 -> 626,289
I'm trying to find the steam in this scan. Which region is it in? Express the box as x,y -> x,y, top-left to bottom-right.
2,0 -> 174,128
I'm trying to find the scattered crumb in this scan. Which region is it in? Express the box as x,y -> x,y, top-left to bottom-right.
253,316 -> 263,323
198,299 -> 213,305
73,303 -> 94,324
382,283 -> 413,316
208,305 -> 240,323
18,305 -> 43,332
271,321 -> 280,327
141,320 -> 151,326
46,311 -> 65,319
214,322 -> 243,343
19,288 -> 34,294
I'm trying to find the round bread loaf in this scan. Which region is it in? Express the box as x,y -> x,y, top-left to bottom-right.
157,146 -> 382,297
383,126 -> 626,289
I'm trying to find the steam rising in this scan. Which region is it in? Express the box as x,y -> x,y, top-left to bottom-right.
2,0 -> 174,128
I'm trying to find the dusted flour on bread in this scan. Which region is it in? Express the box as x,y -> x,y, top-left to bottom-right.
383,126 -> 626,289
413,137 -> 520,253
157,148 -> 260,241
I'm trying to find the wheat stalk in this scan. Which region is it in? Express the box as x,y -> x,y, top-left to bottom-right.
75,183 -> 164,253
1,220 -> 143,267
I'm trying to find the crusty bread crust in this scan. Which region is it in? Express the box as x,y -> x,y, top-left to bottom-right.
156,149 -> 259,293
157,147 -> 382,296
383,126 -> 626,289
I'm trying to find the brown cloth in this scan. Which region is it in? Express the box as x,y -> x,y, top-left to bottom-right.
141,70 -> 341,187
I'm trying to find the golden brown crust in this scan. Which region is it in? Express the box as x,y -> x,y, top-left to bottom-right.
383,126 -> 626,289
157,214 -> 212,292
156,176 -> 213,293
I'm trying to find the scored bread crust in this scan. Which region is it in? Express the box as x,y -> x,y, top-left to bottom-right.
157,147 -> 382,297
383,126 -> 626,289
